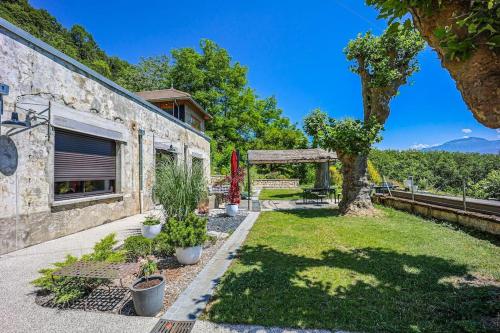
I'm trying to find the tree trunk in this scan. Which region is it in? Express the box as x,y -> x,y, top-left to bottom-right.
409,3 -> 500,128
314,162 -> 330,188
339,153 -> 374,216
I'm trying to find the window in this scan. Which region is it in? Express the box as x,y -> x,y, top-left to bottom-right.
155,149 -> 176,167
190,115 -> 202,130
192,157 -> 203,171
154,102 -> 185,122
54,129 -> 116,201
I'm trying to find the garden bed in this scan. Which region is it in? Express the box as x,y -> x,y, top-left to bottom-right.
34,210 -> 248,317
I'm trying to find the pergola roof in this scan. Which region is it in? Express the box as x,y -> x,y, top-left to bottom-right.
247,148 -> 337,165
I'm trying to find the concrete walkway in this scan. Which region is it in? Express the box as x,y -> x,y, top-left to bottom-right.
162,212 -> 260,321
191,320 -> 336,333
0,213 -> 158,333
260,200 -> 337,211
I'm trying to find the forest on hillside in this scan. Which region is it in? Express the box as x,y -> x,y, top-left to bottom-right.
0,0 -> 307,174
369,150 -> 500,200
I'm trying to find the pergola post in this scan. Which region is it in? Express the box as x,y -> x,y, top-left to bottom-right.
247,152 -> 251,211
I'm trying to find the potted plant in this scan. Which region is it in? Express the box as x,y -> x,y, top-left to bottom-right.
165,213 -> 207,265
130,258 -> 165,316
225,167 -> 244,217
141,215 -> 161,239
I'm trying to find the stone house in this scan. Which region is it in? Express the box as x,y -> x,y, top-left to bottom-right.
0,18 -> 211,254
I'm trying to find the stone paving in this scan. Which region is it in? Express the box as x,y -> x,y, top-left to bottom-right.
260,199 -> 338,211
0,213 -> 158,333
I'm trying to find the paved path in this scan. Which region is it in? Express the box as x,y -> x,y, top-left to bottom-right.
162,212 -> 260,321
191,320 -> 337,333
0,213 -> 158,333
260,199 -> 337,211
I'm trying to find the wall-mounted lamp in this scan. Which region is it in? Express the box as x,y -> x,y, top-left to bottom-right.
0,84 -> 51,138
167,144 -> 177,153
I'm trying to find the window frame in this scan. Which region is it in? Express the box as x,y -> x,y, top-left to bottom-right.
53,129 -> 118,202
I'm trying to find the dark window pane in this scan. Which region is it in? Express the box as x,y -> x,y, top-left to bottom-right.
179,105 -> 185,122
55,181 -> 83,195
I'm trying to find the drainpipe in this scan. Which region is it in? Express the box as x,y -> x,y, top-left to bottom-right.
138,128 -> 145,213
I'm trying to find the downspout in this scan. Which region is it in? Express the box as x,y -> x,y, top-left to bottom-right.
138,128 -> 145,213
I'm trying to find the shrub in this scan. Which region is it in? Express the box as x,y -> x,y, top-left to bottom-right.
123,235 -> 153,259
329,164 -> 343,187
142,215 -> 161,226
154,159 -> 207,221
470,169 -> 500,200
164,213 -> 208,248
32,233 -> 124,304
367,160 -> 382,185
153,232 -> 175,257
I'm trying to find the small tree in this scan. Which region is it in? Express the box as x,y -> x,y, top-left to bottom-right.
226,167 -> 245,204
305,26 -> 424,215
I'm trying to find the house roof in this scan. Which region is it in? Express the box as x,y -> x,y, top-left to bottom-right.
136,88 -> 212,120
247,148 -> 337,164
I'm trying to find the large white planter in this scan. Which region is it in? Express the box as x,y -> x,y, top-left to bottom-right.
175,245 -> 203,265
141,224 -> 162,239
226,204 -> 239,217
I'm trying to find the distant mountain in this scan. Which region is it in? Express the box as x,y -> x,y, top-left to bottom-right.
422,137 -> 500,154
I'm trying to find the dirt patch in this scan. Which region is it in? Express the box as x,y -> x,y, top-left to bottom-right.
134,278 -> 162,290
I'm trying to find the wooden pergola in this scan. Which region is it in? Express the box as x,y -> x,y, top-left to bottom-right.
246,148 -> 338,207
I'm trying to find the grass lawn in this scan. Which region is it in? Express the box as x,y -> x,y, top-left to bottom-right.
258,188 -> 304,200
205,207 -> 500,332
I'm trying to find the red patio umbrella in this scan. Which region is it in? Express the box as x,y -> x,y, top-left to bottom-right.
229,150 -> 240,204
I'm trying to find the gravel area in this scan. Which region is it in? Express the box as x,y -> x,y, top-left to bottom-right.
159,238 -> 225,310
207,208 -> 249,233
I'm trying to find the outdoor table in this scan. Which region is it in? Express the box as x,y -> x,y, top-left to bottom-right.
302,187 -> 337,204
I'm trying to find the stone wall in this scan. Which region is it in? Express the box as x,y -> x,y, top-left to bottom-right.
373,194 -> 500,235
252,179 -> 300,189
0,21 -> 210,254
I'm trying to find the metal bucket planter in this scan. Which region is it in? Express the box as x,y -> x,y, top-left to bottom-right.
141,223 -> 162,239
175,245 -> 203,265
130,275 -> 165,316
226,204 -> 239,217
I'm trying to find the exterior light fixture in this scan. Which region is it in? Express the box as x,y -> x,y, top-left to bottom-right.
167,144 -> 176,153
1,110 -> 29,129
0,85 -> 51,138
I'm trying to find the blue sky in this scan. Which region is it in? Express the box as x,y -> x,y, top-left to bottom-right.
31,0 -> 499,149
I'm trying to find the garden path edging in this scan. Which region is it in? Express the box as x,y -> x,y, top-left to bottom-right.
161,211 -> 260,321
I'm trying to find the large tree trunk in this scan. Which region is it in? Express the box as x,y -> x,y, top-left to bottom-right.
339,153 -> 374,216
314,162 -> 330,188
409,3 -> 500,128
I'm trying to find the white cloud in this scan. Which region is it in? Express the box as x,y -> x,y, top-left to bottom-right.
410,143 -> 430,150
462,128 -> 472,134
463,136 -> 469,139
